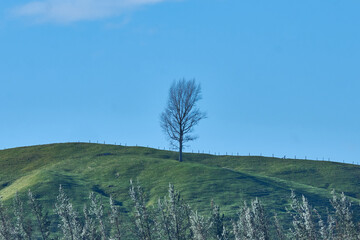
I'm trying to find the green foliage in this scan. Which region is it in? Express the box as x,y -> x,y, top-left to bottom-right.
287,191 -> 318,240
274,213 -> 286,240
89,192 -> 108,239
233,198 -> 269,240
210,200 -> 225,240
109,195 -> 124,240
156,183 -> 193,240
28,189 -> 50,240
82,204 -> 98,239
0,183 -> 359,239
330,190 -> 358,239
129,179 -> 154,240
0,196 -> 13,239
13,192 -> 32,239
55,185 -> 82,240
189,210 -> 211,240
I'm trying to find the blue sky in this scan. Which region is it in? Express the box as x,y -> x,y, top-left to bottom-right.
1,0 -> 360,163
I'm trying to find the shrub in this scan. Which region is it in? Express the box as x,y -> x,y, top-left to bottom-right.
0,183 -> 359,240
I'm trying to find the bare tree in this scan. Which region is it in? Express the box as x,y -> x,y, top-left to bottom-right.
160,79 -> 206,162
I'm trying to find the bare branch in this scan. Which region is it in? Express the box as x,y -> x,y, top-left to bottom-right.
160,79 -> 206,162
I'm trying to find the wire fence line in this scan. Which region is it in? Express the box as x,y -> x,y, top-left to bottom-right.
1,140 -> 359,166
81,140 -> 360,166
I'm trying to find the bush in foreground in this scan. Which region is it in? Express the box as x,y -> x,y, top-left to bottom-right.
0,181 -> 359,240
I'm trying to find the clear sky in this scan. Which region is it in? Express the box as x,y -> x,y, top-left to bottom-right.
1,0 -> 359,164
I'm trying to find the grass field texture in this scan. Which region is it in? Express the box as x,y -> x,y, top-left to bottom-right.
0,142 -> 359,222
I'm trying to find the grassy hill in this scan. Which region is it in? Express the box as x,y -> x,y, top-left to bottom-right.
0,142 -> 359,222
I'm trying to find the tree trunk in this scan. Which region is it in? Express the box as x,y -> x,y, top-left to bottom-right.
179,139 -> 183,162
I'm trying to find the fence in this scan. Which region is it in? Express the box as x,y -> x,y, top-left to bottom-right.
1,140 -> 359,166
82,140 -> 359,166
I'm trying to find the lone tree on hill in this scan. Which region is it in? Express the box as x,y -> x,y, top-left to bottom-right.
160,79 -> 206,162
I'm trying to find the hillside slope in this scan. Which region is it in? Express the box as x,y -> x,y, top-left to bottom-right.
0,143 -> 359,220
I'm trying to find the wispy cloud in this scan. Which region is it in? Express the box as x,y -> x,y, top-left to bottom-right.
13,0 -> 171,23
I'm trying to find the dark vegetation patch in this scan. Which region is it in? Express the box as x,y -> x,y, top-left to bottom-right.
96,152 -> 115,157
1,182 -> 10,188
279,168 -> 318,175
91,184 -> 109,198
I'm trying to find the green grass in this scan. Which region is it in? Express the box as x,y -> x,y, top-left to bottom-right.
0,142 -> 359,222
